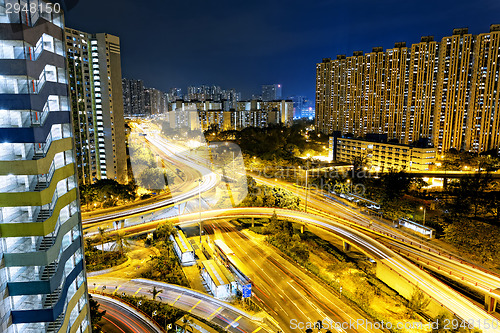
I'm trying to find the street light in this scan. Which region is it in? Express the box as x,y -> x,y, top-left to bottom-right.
305,169 -> 309,213
196,179 -> 202,243
420,206 -> 426,226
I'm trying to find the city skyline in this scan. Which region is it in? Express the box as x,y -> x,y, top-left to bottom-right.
64,0 -> 500,100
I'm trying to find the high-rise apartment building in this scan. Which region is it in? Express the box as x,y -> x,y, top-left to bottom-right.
466,25 -> 500,152
144,87 -> 167,115
262,84 -> 282,101
66,29 -> 128,184
0,1 -> 90,332
316,25 -> 500,154
122,78 -> 145,115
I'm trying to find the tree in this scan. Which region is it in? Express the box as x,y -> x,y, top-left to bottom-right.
112,231 -> 131,256
407,286 -> 430,318
138,168 -> 167,191
156,222 -> 177,242
381,170 -> 412,200
181,314 -> 195,333
89,295 -> 106,333
149,286 -> 163,300
97,227 -> 107,263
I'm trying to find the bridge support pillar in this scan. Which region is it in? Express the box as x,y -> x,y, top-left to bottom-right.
300,224 -> 305,234
342,241 -> 351,252
251,218 -> 255,228
443,177 -> 449,190
485,295 -> 498,313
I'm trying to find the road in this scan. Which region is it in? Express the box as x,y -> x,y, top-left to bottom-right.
92,294 -> 161,333
211,220 -> 376,333
107,207 -> 499,333
82,124 -> 500,331
82,130 -> 217,227
254,176 -> 500,304
88,278 -> 271,333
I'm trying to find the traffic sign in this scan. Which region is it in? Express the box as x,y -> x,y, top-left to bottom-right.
242,283 -> 252,298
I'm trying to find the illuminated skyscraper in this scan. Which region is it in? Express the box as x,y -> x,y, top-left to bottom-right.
316,25 -> 500,154
66,29 -> 128,184
465,25 -> 500,152
433,28 -> 475,153
262,84 -> 282,101
0,1 -> 90,332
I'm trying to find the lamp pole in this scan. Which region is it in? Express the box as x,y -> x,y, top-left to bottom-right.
420,206 -> 426,226
305,169 -> 309,213
198,179 -> 202,243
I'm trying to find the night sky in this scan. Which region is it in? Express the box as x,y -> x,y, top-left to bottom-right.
65,0 -> 500,100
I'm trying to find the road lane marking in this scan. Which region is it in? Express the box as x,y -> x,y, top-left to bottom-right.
188,300 -> 202,313
225,315 -> 242,329
207,306 -> 222,321
112,285 -> 121,295
251,328 -> 262,333
134,287 -> 142,295
172,295 -> 181,305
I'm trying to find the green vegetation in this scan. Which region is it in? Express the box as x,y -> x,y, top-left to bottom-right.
117,294 -> 184,331
248,218 -> 436,332
238,176 -> 301,210
438,149 -> 500,172
205,121 -> 328,164
406,286 -> 431,319
84,230 -> 128,272
80,179 -> 137,210
89,295 -> 106,333
141,222 -> 189,286
260,212 -> 309,263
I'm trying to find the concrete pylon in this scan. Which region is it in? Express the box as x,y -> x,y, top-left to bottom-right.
342,241 -> 351,252
485,294 -> 498,313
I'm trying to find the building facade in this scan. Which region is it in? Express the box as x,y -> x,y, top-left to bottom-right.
122,78 -> 145,115
144,87 -> 167,115
166,99 -> 293,131
66,29 -> 128,184
262,84 -> 282,101
0,1 -> 90,332
316,25 -> 500,154
333,138 -> 437,172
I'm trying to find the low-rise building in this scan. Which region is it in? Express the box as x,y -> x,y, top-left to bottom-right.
200,260 -> 234,299
332,137 -> 437,171
170,230 -> 195,266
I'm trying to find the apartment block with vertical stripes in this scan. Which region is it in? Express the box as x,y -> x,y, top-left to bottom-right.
0,1 -> 90,332
316,24 -> 500,154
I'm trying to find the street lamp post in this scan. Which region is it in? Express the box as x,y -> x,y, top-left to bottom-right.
198,179 -> 202,243
305,169 -> 309,213
420,206 -> 426,226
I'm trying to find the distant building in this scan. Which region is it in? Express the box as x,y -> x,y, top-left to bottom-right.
66,29 -> 128,184
316,25 -> 500,154
167,87 -> 183,102
144,88 -> 167,115
262,84 -> 282,101
332,137 -> 437,172
166,99 -> 293,131
122,78 -> 145,115
290,96 -> 314,119
185,85 -> 241,109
